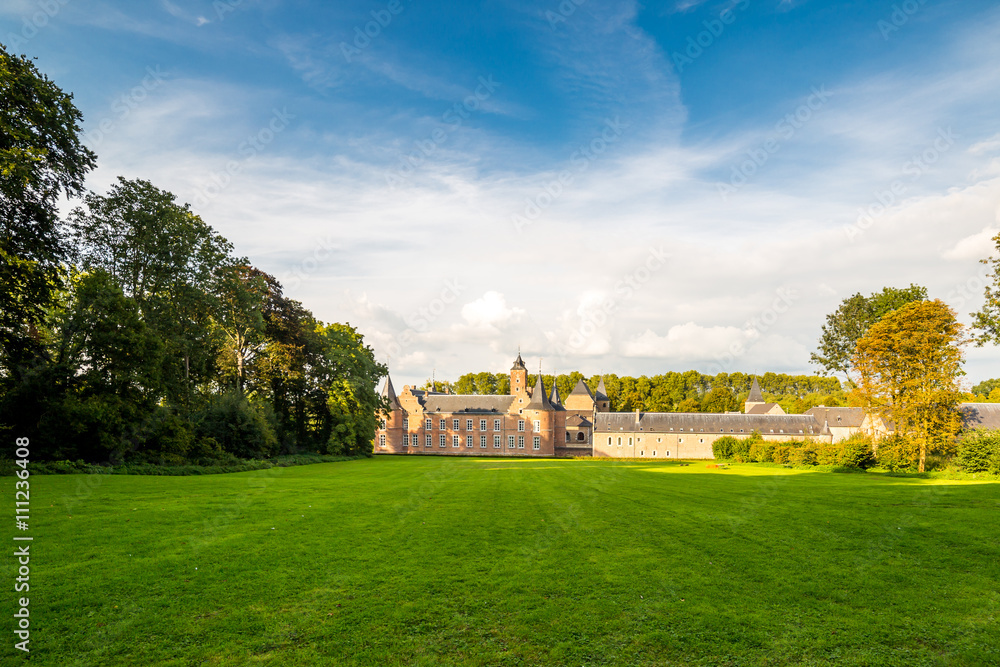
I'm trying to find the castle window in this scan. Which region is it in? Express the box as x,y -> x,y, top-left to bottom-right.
508,435 -> 515,448
699,438 -> 704,444
480,419 -> 487,431
640,451 -> 644,456
617,438 -> 622,447
412,434 -> 419,447
518,436 -> 525,449
608,437 -> 612,445
380,420 -> 386,429
439,419 -> 446,430
679,438 -> 683,443
518,420 -> 525,432
466,419 -> 473,431
494,435 -> 501,448
453,419 -> 459,430
577,432 -> 585,442
653,451 -> 657,457
494,419 -> 502,431
628,437 -> 633,446
480,435 -> 487,448
452,436 -> 460,448
425,419 -> 432,430
666,451 -> 670,456
439,435 -> 446,448
402,418 -> 409,429
466,436 -> 474,448
533,420 -> 540,432
425,434 -> 432,447
533,436 -> 540,450
379,434 -> 386,447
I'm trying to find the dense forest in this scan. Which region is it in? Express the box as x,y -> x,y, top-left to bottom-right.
428,370 -> 846,414
0,47 -> 386,465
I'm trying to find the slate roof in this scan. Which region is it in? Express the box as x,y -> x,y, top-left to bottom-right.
566,415 -> 592,427
549,383 -> 564,410
525,375 -> 553,410
595,378 -> 609,402
511,353 -> 526,370
568,378 -> 594,400
594,411 -> 824,436
421,395 -> 517,413
959,403 -> 1000,430
747,377 -> 764,403
804,406 -> 865,428
381,376 -> 401,410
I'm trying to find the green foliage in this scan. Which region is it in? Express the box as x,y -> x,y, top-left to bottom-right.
811,284 -> 928,378
788,447 -> 817,466
971,378 -> 1000,397
748,439 -> 774,463
876,434 -> 920,472
839,434 -> 877,469
702,387 -> 739,413
196,391 -> 277,459
711,436 -> 739,460
956,429 -> 1000,474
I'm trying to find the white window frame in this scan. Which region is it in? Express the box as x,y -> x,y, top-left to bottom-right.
402,418 -> 409,429
452,435 -> 460,448
425,434 -> 432,447
518,420 -> 525,432
533,420 -> 540,433
494,435 -> 501,448
518,435 -> 525,449
466,435 -> 474,448
494,419 -> 502,431
480,435 -> 487,448
452,419 -> 460,430
439,419 -> 446,430
508,435 -> 515,448
466,419 -> 473,431
425,418 -> 432,430
533,436 -> 540,450
379,434 -> 386,447
480,419 -> 487,431
439,434 -> 446,448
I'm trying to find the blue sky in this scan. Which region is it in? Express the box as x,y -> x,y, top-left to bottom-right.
4,0 -> 1000,387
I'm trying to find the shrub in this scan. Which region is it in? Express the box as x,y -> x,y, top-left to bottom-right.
772,446 -> 792,464
876,434 -> 919,472
731,436 -> 754,463
712,436 -> 739,460
956,428 -> 1000,474
839,434 -> 876,469
196,391 -> 278,459
788,447 -> 817,466
748,440 -> 774,463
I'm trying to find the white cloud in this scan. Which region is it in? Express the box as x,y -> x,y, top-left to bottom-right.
460,292 -> 526,330
943,227 -> 998,261
623,323 -> 752,360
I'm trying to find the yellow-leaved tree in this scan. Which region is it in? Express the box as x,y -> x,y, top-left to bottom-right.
851,299 -> 967,472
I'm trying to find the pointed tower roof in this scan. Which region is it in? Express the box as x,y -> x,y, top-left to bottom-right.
525,375 -> 553,410
595,377 -> 609,401
381,376 -> 401,410
549,382 -> 565,411
747,377 -> 764,404
568,378 -> 594,399
511,351 -> 526,370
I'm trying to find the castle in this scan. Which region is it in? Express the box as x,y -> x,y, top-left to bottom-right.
374,353 -> 870,459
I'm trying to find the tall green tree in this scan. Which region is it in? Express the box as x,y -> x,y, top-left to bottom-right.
852,299 -> 966,472
0,45 -> 96,378
811,284 -> 928,381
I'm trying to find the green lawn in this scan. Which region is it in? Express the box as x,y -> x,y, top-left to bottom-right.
8,457 -> 1000,665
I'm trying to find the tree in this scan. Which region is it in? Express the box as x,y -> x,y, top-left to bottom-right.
852,299 -> 966,472
972,230 -> 1000,347
211,265 -> 269,393
0,45 -> 96,378
701,387 -> 738,413
811,284 -> 928,381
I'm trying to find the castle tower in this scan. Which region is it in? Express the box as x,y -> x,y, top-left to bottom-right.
744,377 -> 765,414
510,351 -> 528,396
376,375 -> 405,453
524,374 -> 555,455
595,377 -> 611,412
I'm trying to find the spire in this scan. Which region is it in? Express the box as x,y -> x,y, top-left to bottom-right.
525,374 -> 553,410
747,377 -> 764,404
381,376 -> 401,409
550,381 -> 562,406
595,377 -> 609,401
511,350 -> 526,370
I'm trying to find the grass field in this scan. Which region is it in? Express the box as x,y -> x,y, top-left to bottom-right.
9,457 -> 1000,665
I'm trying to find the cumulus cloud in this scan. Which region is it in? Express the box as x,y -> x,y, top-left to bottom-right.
943,227 -> 998,261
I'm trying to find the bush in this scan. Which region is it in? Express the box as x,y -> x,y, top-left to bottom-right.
772,445 -> 792,464
731,436 -> 753,463
876,434 -> 919,472
839,434 -> 876,469
956,429 -> 1000,474
788,447 -> 817,466
196,391 -> 278,459
748,440 -> 774,463
712,436 -> 739,460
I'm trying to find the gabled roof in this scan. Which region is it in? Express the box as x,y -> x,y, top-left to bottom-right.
422,395 -> 516,414
804,406 -> 864,427
595,377 -> 609,402
960,403 -> 1000,431
568,378 -> 594,400
746,402 -> 783,415
594,411 -> 824,436
566,414 -> 592,427
525,375 -> 553,410
381,376 -> 401,410
747,377 -> 764,403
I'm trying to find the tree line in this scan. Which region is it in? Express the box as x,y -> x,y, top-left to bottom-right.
0,46 -> 386,465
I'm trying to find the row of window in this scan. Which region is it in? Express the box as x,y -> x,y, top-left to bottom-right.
393,418 -> 541,432
379,433 -> 544,450
607,436 -> 705,446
